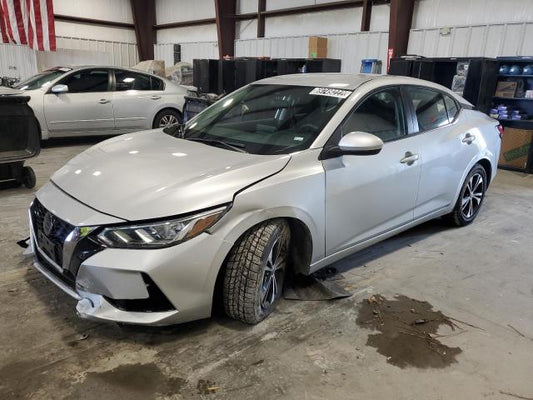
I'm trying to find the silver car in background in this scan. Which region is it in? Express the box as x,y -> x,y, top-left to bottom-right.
16,66 -> 188,139
27,74 -> 501,326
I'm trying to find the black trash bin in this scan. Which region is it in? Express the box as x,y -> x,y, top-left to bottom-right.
0,88 -> 40,188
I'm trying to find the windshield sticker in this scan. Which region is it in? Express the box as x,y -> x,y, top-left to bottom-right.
309,87 -> 352,99
58,67 -> 72,72
293,136 -> 304,141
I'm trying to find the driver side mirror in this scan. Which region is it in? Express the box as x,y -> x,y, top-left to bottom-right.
322,131 -> 383,159
51,84 -> 68,94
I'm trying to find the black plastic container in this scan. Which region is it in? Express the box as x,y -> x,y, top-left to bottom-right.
0,89 -> 40,188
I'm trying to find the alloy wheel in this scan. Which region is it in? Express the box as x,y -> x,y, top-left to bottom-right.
159,114 -> 179,127
260,238 -> 284,311
461,172 -> 484,219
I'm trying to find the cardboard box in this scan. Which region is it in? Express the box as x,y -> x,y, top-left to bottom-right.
309,36 -> 327,58
495,81 -> 517,98
498,127 -> 533,169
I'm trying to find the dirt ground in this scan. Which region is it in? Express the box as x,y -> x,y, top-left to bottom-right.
1,137 -> 533,400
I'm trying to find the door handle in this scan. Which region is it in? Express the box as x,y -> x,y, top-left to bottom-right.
400,151 -> 419,165
98,99 -> 110,104
150,95 -> 161,100
462,133 -> 476,144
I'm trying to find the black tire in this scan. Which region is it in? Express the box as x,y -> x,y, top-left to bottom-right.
22,166 -> 36,188
152,109 -> 182,129
444,164 -> 487,227
223,220 -> 290,324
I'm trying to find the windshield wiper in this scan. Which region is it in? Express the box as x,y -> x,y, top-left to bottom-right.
186,137 -> 248,153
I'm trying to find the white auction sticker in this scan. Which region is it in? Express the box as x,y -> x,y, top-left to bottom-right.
309,87 -> 352,99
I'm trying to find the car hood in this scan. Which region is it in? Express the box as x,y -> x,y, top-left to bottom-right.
51,130 -> 291,221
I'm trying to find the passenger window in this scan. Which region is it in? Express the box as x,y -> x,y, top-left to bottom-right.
59,69 -> 109,93
114,70 -> 152,91
444,95 -> 459,122
341,87 -> 406,142
151,77 -> 164,91
407,87 -> 449,132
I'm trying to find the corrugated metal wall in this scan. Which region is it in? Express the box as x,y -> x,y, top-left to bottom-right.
1,37 -> 138,82
56,36 -> 139,66
0,44 -> 37,81
235,31 -> 389,74
408,22 -> 533,58
154,42 -> 219,66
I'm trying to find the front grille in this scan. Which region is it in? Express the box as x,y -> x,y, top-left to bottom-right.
31,198 -> 75,267
35,250 -> 76,289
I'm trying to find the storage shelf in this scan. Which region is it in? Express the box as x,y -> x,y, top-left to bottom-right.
493,96 -> 533,101
498,119 -> 533,129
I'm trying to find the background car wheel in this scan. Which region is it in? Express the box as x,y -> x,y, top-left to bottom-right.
153,109 -> 182,129
21,166 -> 36,188
445,164 -> 487,227
223,219 -> 290,324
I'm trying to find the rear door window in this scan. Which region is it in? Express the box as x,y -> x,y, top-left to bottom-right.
114,70 -> 152,91
406,87 -> 449,132
444,95 -> 459,122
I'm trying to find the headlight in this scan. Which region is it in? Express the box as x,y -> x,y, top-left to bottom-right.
97,206 -> 228,248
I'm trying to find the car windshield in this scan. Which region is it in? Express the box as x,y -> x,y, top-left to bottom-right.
182,84 -> 350,155
15,69 -> 68,90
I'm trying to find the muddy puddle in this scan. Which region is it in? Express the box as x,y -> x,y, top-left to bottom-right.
356,294 -> 462,368
66,363 -> 187,400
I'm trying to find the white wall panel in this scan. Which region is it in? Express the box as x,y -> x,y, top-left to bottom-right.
237,0 -> 258,14
237,19 -> 258,40
157,25 -> 217,44
408,22 -> 533,58
412,0 -> 533,29
235,31 -> 388,74
55,21 -> 136,43
265,8 -> 364,36
53,0 -> 133,23
156,0 -> 215,24
0,44 -> 38,80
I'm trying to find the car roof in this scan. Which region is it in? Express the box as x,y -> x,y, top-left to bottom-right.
253,73 -> 472,106
47,65 -> 168,80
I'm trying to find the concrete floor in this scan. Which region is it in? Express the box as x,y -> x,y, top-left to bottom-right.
1,138 -> 532,400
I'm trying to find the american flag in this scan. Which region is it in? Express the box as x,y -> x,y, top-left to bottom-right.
0,0 -> 56,51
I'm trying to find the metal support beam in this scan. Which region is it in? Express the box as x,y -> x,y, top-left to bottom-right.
257,0 -> 266,38
215,0 -> 236,58
360,0 -> 373,31
155,18 -> 216,30
54,14 -> 134,29
388,0 -> 415,63
131,0 -> 156,61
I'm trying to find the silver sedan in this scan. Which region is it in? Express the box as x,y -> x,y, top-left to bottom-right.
16,65 -> 187,139
27,74 -> 501,325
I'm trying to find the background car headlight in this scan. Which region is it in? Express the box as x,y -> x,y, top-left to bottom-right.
97,205 -> 228,248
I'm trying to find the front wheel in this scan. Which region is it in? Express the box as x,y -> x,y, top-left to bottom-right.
223,220 -> 290,324
445,164 -> 487,226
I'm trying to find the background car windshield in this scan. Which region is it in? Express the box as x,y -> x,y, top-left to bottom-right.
15,69 -> 66,90
184,84 -> 348,155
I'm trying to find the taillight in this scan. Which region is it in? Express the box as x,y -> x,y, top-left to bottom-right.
496,124 -> 504,139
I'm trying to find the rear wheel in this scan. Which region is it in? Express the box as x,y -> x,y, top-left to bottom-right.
445,164 -> 487,226
223,220 -> 290,324
153,109 -> 182,129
